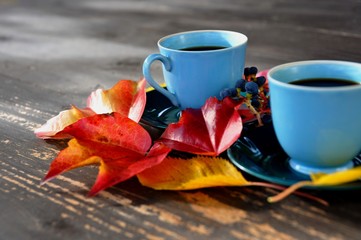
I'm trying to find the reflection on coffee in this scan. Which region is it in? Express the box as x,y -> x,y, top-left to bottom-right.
290,78 -> 359,87
180,46 -> 226,51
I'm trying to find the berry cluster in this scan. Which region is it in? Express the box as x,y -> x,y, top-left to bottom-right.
220,66 -> 270,126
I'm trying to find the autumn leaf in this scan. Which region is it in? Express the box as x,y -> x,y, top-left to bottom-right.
42,113 -> 171,196
310,167 -> 361,185
158,97 -> 243,156
137,154 -> 329,205
89,142 -> 171,196
42,112 -> 151,181
237,105 -> 257,123
137,156 -> 249,190
34,79 -> 146,139
87,78 -> 146,122
268,166 -> 361,203
34,106 -> 95,139
61,112 -> 152,154
42,138 -> 102,182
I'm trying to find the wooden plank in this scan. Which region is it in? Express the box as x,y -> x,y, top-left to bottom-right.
1,0 -> 361,239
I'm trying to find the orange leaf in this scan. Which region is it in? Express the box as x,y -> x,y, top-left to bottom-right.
159,97 -> 243,156
137,156 -> 249,190
35,79 -> 146,139
34,106 -> 95,139
87,78 -> 146,122
42,138 -> 101,182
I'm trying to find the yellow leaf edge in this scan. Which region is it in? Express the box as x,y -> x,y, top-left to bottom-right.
268,166 -> 361,203
137,155 -> 332,205
137,155 -> 250,190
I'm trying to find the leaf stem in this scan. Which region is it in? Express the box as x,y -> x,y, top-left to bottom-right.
248,181 -> 329,206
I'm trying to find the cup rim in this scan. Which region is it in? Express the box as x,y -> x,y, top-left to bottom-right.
267,60 -> 361,92
157,30 -> 248,53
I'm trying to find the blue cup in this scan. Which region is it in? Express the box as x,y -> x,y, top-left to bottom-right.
268,60 -> 361,175
143,30 -> 248,109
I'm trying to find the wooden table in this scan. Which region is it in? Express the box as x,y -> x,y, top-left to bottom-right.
1,0 -> 361,239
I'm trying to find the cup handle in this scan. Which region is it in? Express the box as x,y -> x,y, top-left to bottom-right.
142,54 -> 179,107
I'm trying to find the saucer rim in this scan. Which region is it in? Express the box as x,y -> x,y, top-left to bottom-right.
227,142 -> 361,191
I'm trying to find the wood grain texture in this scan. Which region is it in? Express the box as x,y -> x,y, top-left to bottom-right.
1,0 -> 361,239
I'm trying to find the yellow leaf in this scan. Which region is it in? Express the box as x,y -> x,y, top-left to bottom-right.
137,156 -> 249,190
268,166 -> 361,203
310,166 -> 361,185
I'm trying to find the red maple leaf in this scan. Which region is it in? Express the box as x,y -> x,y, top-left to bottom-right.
158,97 -> 243,156
42,113 -> 171,196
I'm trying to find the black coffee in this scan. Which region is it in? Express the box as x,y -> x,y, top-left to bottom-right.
180,46 -> 226,51
290,78 -> 359,87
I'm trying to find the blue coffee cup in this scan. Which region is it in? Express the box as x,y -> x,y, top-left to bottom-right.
143,30 -> 248,109
268,60 -> 361,175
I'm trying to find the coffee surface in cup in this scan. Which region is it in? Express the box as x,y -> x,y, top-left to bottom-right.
290,78 -> 359,87
180,46 -> 226,51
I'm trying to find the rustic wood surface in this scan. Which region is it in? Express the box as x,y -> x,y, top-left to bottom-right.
1,0 -> 361,239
